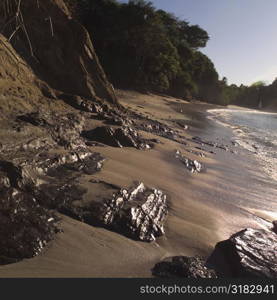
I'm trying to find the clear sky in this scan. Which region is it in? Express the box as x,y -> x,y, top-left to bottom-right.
119,0 -> 277,86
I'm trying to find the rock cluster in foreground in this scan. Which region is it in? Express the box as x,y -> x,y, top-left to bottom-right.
208,228 -> 277,278
0,148 -> 105,264
153,227 -> 277,279
152,256 -> 217,278
0,187 -> 58,265
90,182 -> 168,242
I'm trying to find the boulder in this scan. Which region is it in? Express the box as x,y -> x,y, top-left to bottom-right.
82,126 -> 151,150
89,182 -> 168,242
175,150 -> 203,173
16,111 -> 86,149
152,256 -> 217,278
0,188 -> 58,265
208,228 -> 277,278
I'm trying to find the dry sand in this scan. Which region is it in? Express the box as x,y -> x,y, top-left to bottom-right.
0,90 -> 276,278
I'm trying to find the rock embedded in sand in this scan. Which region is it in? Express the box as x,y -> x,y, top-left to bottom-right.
93,182 -> 168,242
33,151 -> 105,210
192,136 -> 229,152
175,150 -> 203,173
0,187 -> 59,265
35,151 -> 105,177
208,228 -> 277,278
152,256 -> 217,278
82,126 -> 151,150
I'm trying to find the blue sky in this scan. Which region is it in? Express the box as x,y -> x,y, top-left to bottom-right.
119,0 -> 277,86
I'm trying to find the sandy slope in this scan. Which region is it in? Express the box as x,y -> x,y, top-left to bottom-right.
0,91 -> 276,278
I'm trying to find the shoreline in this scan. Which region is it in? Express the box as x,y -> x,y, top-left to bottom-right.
0,90 -> 276,278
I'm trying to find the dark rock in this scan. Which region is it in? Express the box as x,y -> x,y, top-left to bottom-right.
21,137 -> 55,152
91,182 -> 168,242
185,148 -> 206,158
33,151 -> 105,210
35,151 -> 105,177
134,119 -> 188,145
17,112 -> 48,127
192,136 -> 229,152
152,256 -> 217,278
51,113 -> 85,149
36,182 -> 88,216
175,150 -> 203,173
0,149 -> 105,233
59,93 -> 104,114
208,228 -> 277,278
149,138 -> 162,144
0,187 -> 59,265
16,111 -> 86,150
176,121 -> 189,130
272,221 -> 277,234
82,126 -> 151,150
0,160 -> 34,190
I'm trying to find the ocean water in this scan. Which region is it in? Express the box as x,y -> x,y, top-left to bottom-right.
207,107 -> 277,182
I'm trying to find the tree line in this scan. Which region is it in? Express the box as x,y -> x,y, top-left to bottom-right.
66,0 -> 277,108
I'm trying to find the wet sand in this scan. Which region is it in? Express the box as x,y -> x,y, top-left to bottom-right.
0,90 -> 276,277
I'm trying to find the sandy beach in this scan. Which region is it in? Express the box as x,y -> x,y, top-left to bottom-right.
0,90 -> 276,278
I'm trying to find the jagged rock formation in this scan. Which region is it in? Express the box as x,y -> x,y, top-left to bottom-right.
0,146 -> 105,264
85,182 -> 168,242
0,187 -> 59,265
16,110 -> 86,149
0,160 -> 60,265
136,119 -> 180,141
0,0 -> 117,104
82,126 -> 152,149
152,256 -> 217,278
208,228 -> 277,278
175,150 -> 203,173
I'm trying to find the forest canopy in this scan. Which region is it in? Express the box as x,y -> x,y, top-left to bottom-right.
66,0 -> 277,108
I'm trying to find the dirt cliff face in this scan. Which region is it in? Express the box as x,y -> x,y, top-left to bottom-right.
0,0 -> 117,105
0,33 -> 53,117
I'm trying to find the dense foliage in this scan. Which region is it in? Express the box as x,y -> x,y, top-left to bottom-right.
66,0 -> 277,108
219,79 -> 277,109
65,0 -> 226,103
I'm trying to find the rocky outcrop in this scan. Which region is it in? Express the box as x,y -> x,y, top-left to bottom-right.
0,187 -> 58,265
191,136 -> 236,154
0,147 -> 104,264
152,256 -> 217,278
136,119 -> 180,141
0,0 -> 117,104
81,182 -> 168,242
16,110 -> 86,149
175,150 -> 203,173
82,126 -> 152,149
208,228 -> 277,278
